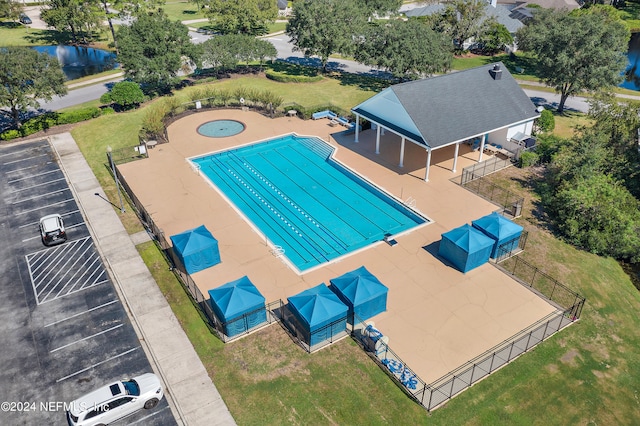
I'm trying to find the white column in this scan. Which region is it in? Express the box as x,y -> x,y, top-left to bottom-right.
478,134 -> 486,162
375,125 -> 381,154
424,148 -> 432,182
399,137 -> 406,168
354,115 -> 360,143
452,142 -> 460,173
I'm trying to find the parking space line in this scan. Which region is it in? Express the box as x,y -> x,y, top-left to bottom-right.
8,169 -> 60,183
20,222 -> 85,243
16,198 -> 75,215
56,347 -> 139,383
9,177 -> 67,193
19,210 -> 82,228
12,188 -> 70,204
44,300 -> 120,328
50,324 -> 123,353
129,406 -> 170,424
2,153 -> 48,166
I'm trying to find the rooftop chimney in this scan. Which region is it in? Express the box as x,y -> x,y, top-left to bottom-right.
489,64 -> 502,80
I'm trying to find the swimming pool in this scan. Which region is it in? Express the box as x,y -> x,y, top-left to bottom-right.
192,134 -> 427,271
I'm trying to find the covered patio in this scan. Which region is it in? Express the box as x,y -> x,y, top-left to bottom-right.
351,62 -> 541,181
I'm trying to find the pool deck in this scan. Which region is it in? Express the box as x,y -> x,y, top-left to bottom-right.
119,109 -> 557,384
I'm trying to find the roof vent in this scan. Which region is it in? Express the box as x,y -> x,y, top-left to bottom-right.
489,64 -> 502,80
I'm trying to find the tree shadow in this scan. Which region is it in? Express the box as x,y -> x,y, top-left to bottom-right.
0,22 -> 21,29
23,29 -> 74,45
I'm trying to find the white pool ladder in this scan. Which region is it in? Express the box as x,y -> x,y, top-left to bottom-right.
405,196 -> 416,208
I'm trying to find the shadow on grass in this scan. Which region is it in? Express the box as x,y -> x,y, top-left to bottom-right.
0,21 -> 21,29
23,29 -> 74,45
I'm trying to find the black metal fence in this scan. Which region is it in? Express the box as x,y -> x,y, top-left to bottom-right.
460,170 -> 524,218
280,303 -> 349,353
110,147 -> 585,411
460,156 -> 512,183
495,254 -> 586,319
493,230 -> 528,263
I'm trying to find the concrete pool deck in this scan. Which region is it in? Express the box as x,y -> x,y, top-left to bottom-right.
119,109 -> 558,384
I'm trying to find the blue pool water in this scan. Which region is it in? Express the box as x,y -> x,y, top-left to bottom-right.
192,134 -> 427,271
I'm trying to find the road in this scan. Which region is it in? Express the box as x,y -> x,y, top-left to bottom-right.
38,31 -> 592,114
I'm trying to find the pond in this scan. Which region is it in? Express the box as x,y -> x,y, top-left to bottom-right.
32,45 -> 117,81
622,32 -> 640,91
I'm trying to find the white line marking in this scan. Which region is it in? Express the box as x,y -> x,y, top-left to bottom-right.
9,177 -> 66,193
50,324 -> 123,353
128,406 -> 170,424
12,188 -> 70,204
44,300 -> 120,327
56,347 -> 139,382
16,198 -> 75,215
2,153 -> 48,166
19,210 -> 81,228
8,169 -> 60,183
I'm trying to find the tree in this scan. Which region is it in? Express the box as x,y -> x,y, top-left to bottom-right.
100,0 -> 166,52
100,81 -> 145,110
287,0 -> 366,72
41,0 -> 103,44
357,0 -> 402,15
202,0 -> 277,35
0,0 -> 23,22
200,34 -> 277,70
477,21 -> 512,55
116,11 -> 199,94
0,47 -> 67,129
436,0 -> 490,52
516,8 -> 629,113
355,19 -> 452,79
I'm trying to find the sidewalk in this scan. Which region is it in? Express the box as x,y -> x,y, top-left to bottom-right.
49,132 -> 236,426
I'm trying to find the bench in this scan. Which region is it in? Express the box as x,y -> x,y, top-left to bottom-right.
312,110 -> 338,120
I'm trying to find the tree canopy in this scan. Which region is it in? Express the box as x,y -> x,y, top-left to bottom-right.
0,0 -> 23,22
287,0 -> 366,72
200,34 -> 277,70
202,0 -> 277,35
436,0 -> 491,52
41,0 -> 103,44
516,8 -> 629,113
100,81 -> 145,110
116,11 -> 199,94
0,47 -> 67,128
355,19 -> 452,79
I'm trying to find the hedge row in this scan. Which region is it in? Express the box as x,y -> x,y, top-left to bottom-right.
265,69 -> 324,83
1,107 -> 111,141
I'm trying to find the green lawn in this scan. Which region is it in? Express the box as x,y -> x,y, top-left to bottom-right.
67,72 -> 640,425
162,0 -> 207,22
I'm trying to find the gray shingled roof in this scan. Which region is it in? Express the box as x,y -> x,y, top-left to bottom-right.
352,62 -> 539,149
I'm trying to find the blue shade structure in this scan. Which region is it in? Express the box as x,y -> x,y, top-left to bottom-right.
329,266 -> 388,324
438,224 -> 494,273
287,283 -> 348,347
208,276 -> 267,337
170,225 -> 221,274
472,212 -> 523,258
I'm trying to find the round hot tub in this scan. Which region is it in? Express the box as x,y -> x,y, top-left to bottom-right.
197,120 -> 245,138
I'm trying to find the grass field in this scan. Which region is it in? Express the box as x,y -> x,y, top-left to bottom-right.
65,71 -> 640,424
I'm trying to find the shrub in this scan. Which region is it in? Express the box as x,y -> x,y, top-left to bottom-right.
519,150 -> 539,168
535,109 -> 555,133
535,134 -> 566,164
265,69 -> 323,83
56,107 -> 101,125
20,113 -> 58,135
102,81 -> 145,110
0,129 -> 21,140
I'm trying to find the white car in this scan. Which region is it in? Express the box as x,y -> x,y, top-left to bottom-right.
39,213 -> 67,245
66,373 -> 164,426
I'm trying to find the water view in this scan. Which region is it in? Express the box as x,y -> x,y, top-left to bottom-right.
623,32 -> 640,91
32,45 -> 117,81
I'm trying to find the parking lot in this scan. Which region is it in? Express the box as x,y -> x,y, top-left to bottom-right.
0,140 -> 175,425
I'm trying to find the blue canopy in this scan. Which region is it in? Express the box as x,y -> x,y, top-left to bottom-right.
208,276 -> 266,337
329,266 -> 388,324
287,283 -> 348,346
438,224 -> 494,273
170,225 -> 220,274
472,212 -> 524,258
